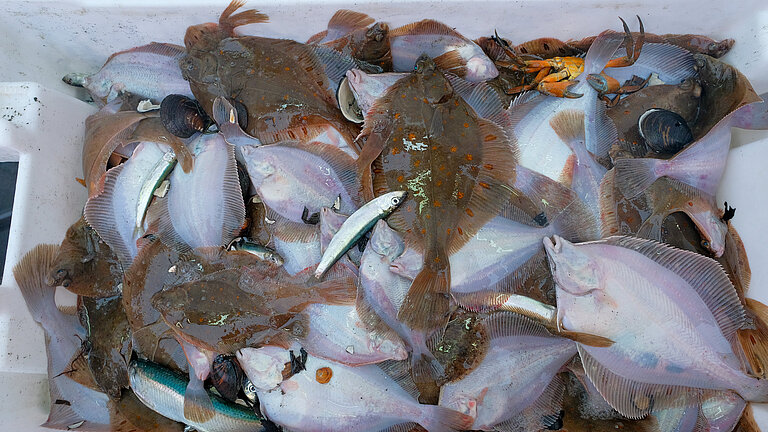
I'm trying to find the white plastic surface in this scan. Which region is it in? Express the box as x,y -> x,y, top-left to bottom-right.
0,0 -> 767,430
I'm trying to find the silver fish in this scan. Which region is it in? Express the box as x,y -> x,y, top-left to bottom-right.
134,149 -> 177,237
129,359 -> 265,432
544,235 -> 768,419
315,190 -> 406,279
228,237 -> 284,267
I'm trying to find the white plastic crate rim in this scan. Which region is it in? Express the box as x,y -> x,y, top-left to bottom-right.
1,0 -> 767,429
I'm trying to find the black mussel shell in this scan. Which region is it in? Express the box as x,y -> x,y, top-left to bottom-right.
160,94 -> 213,138
638,108 -> 693,155
227,98 -> 249,130
210,354 -> 243,402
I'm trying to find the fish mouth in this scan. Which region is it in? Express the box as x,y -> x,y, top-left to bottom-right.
543,235 -> 563,256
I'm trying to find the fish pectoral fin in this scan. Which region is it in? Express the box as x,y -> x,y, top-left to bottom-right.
183,372 -> 216,424
560,330 -> 614,348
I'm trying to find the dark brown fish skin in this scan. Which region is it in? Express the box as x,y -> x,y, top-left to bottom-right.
48,216 -> 123,298
607,80 -> 701,160
568,31 -> 734,58
358,56 -> 516,331
181,2 -> 361,151
151,263 -> 355,354
320,22 -> 393,70
245,197 -> 272,246
80,295 -> 132,399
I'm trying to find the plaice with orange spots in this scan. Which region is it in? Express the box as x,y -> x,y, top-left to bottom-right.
181,1 -> 372,155
357,54 -> 517,331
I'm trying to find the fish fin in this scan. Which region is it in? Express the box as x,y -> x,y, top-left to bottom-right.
598,236 -> 746,341
211,97 -> 262,147
433,50 -> 468,78
578,345 -> 696,419
445,74 -> 508,127
485,311 -> 556,339
306,29 -> 328,44
598,168 -> 621,237
418,405 -> 475,432
45,381 -> 111,432
306,45 -> 382,95
13,244 -> 61,324
310,274 -> 358,305
183,368 -> 216,424
398,261 -> 451,331
494,374 -> 566,432
448,119 -> 518,254
583,31 -> 624,76
110,389 -> 185,432
218,0 -> 268,34
83,163 -> 138,266
588,99 -> 618,159
390,19 -> 464,38
378,359 -> 421,399
374,423 -> 420,432
358,92 -> 397,200
324,10 -> 375,41
63,349 -> 102,391
735,402 -> 760,432
725,223 -> 751,293
560,331 -> 614,348
738,299 -> 768,378
731,93 -> 768,131
613,156 -> 661,198
664,119 -> 731,197
549,109 -> 586,150
219,143 -> 249,243
104,42 -> 186,65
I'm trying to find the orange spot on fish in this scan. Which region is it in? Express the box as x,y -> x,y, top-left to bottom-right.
434,256 -> 441,263
688,201 -> 693,206
455,100 -> 460,106
391,147 -> 401,155
479,182 -> 489,189
425,214 -> 431,219
421,228 -> 427,234
395,112 -> 401,119
450,146 -> 457,153
484,134 -> 497,141
624,110 -> 630,115
408,133 -> 416,140
432,145 -> 437,150
465,208 -> 475,217
285,67 -> 291,71
434,200 -> 442,207
316,367 -> 332,384
439,164 -> 446,171
466,154 -> 473,161
402,94 -> 407,98
457,227 -> 464,235
446,228 -> 451,234
436,180 -> 443,186
397,175 -> 404,183
284,95 -> 290,100
423,98 -> 429,103
414,160 -> 421,167
463,122 -> 469,128
456,191 -> 464,199
483,164 -> 493,170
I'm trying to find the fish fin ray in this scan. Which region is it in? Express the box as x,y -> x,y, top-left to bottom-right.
312,276 -> 358,305
219,143 -> 248,244
433,50 -> 468,78
583,31 -> 624,76
378,359 -> 421,399
484,311 -> 555,340
418,405 -> 475,431
104,42 -> 186,65
375,423 -> 419,432
560,331 -> 614,348
398,263 -> 450,330
597,235 -> 746,340
588,99 -> 618,159
494,374 -> 566,432
445,74 -> 508,127
183,372 -> 216,423
549,109 -> 586,149
390,19 -> 464,38
411,352 -> 445,384
608,43 -> 696,84
306,45 -> 382,95
145,193 -> 192,253
324,10 -> 375,41
13,244 -> 61,324
739,299 -> 768,378
578,345 -> 697,419
598,168 -> 621,237
614,157 -> 661,198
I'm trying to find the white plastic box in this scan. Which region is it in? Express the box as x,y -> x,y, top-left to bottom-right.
1,0 -> 767,429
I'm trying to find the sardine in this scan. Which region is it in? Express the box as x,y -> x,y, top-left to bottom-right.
129,359 -> 266,432
543,235 -> 768,419
84,141 -> 175,267
147,133 -> 245,252
240,346 -> 474,431
13,244 -> 111,430
439,312 -> 577,430
241,141 -> 359,224
358,54 -> 517,331
228,237 -> 283,267
64,42 -> 192,106
315,190 -> 405,278
389,19 -> 498,81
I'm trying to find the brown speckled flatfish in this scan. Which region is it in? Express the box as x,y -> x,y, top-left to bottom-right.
181,0 -> 361,152
357,55 -> 517,331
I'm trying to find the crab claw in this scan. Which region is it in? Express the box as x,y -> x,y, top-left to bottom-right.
605,16 -> 645,68
586,73 -> 611,94
538,80 -> 583,99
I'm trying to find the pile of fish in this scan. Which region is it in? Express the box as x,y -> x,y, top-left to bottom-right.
14,1 -> 768,431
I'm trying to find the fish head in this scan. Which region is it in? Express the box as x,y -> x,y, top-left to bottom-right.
369,220 -> 405,259
263,250 -> 285,267
692,210 -> 728,257
84,76 -> 113,103
543,235 -> 602,295
414,55 -> 454,103
464,55 -> 499,82
440,393 -> 478,423
377,190 -> 408,214
236,346 -> 290,391
345,69 -> 408,114
368,332 -> 409,361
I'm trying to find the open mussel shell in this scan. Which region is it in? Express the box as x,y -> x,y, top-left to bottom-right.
638,108 -> 693,155
210,354 -> 243,402
160,94 -> 213,138
337,77 -> 364,124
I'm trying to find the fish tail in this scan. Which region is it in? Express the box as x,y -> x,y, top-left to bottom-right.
731,94 -> 768,131
739,299 -> 768,379
418,405 -> 475,432
397,255 -> 450,331
183,368 -> 216,424
410,351 -> 444,384
13,244 -> 61,326
614,157 -> 661,198
313,276 -> 358,305
219,0 -> 269,34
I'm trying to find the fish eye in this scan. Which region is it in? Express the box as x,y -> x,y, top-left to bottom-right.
391,197 -> 400,205
701,239 -> 710,249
